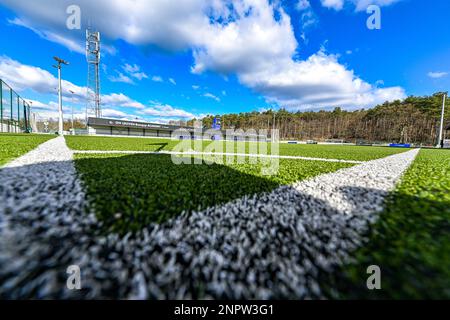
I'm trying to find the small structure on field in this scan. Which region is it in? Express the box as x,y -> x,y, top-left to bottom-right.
444,124 -> 450,148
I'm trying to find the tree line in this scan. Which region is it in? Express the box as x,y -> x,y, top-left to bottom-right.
186,93 -> 449,145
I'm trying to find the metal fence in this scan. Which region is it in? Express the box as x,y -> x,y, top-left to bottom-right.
0,78 -> 33,133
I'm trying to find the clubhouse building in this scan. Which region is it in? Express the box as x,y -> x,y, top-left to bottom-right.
87,117 -> 268,141
87,117 -> 196,138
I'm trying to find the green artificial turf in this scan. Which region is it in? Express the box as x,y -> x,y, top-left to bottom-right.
325,149 -> 450,299
66,135 -> 408,161
277,144 -> 408,161
66,135 -> 258,155
74,153 -> 354,233
66,135 -> 181,152
0,134 -> 54,166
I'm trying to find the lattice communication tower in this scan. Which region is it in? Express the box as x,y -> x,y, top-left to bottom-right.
86,29 -> 101,118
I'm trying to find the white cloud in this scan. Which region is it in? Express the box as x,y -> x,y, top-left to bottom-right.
143,117 -> 188,124
203,93 -> 220,102
0,55 -> 55,92
188,2 -> 405,109
352,0 -> 400,12
296,0 -> 311,11
101,108 -> 130,118
320,0 -> 345,11
1,0 -> 405,110
191,2 -> 297,76
0,55 -> 86,100
238,50 -> 406,109
122,64 -> 140,73
151,76 -> 163,82
1,0 -> 209,51
295,0 -> 318,45
122,63 -> 148,80
140,103 -> 195,118
7,16 -> 117,55
27,99 -> 56,111
101,93 -> 145,109
108,63 -> 148,84
27,98 -> 86,120
428,71 -> 448,79
29,100 -> 79,117
300,9 -> 318,31
108,72 -> 135,84
320,0 -> 400,11
34,110 -> 85,121
130,72 -> 148,81
8,17 -> 85,54
33,106 -> 125,121
0,56 -> 172,117
192,85 -> 200,90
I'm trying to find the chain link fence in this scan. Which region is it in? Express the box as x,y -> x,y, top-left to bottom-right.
1,79 -> 33,134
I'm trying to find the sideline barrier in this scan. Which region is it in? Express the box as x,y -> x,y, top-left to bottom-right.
0,78 -> 32,134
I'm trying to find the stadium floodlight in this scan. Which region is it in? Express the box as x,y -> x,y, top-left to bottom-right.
437,92 -> 447,148
53,56 -> 69,136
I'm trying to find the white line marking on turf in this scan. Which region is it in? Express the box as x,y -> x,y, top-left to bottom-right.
72,150 -> 365,164
0,138 -> 419,299
0,136 -> 94,298
133,148 -> 419,299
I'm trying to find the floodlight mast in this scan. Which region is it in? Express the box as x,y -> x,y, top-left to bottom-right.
437,93 -> 447,148
53,56 -> 69,136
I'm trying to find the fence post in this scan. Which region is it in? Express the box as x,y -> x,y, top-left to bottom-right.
23,101 -> 28,133
17,96 -> 20,133
0,81 -> 33,134
26,103 -> 30,133
0,80 -> 3,133
10,88 -> 12,133
27,103 -> 30,133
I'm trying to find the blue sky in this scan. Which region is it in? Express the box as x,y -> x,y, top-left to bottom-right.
0,0 -> 448,123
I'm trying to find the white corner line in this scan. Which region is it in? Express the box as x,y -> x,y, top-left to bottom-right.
72,150 -> 366,164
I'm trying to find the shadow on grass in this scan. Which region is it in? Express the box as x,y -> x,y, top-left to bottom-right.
147,142 -> 168,152
74,155 -> 450,299
74,153 -> 282,234
1,157 -> 448,299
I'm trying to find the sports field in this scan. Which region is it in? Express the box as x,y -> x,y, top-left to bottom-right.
0,133 -> 54,166
0,134 -> 448,299
66,136 -> 408,233
74,153 -> 355,233
66,135 -> 407,161
326,149 -> 450,299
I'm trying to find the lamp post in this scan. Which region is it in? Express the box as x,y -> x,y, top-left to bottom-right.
53,56 -> 69,136
437,93 -> 447,148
